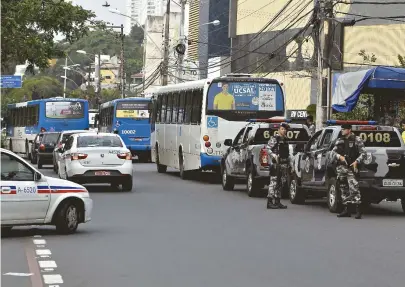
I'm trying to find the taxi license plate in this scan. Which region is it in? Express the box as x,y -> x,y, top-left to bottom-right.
382,179 -> 403,187
95,171 -> 111,176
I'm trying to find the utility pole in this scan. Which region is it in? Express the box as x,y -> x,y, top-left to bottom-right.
315,0 -> 334,130
162,0 -> 171,86
120,24 -> 125,98
176,0 -> 186,83
95,51 -> 101,100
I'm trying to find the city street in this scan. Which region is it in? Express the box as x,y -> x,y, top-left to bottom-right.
2,163 -> 405,287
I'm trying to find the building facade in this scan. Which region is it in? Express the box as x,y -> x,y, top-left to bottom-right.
228,0 -> 405,110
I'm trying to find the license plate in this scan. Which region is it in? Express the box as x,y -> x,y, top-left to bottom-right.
382,179 -> 403,187
95,171 -> 111,176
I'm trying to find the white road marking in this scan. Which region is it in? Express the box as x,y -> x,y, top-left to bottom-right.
39,255 -> 50,258
49,285 -> 60,287
35,249 -> 51,256
33,239 -> 46,245
42,268 -> 54,272
33,235 -> 42,238
3,272 -> 33,276
38,261 -> 57,268
43,274 -> 64,284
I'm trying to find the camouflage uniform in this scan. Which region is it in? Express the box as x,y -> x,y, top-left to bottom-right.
307,123 -> 316,136
330,134 -> 367,205
267,135 -> 290,199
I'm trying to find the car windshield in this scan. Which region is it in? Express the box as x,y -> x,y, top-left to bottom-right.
61,132 -> 85,143
42,133 -> 59,144
77,135 -> 123,148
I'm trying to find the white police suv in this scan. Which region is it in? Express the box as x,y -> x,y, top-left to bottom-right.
1,148 -> 93,234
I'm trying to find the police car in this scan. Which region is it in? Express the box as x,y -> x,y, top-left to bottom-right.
57,133 -> 133,191
221,118 -> 311,197
289,120 -> 405,213
1,148 -> 93,234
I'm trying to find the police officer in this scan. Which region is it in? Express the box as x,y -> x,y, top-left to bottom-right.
267,122 -> 290,209
305,115 -> 316,136
330,123 -> 367,219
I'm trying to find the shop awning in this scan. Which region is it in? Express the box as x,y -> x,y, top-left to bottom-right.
332,66 -> 405,112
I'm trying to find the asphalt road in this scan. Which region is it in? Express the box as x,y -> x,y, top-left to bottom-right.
2,162 -> 405,287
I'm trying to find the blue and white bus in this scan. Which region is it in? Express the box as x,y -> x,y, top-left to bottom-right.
5,97 -> 89,158
150,74 -> 286,178
98,97 -> 152,162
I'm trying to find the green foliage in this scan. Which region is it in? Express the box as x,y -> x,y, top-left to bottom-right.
398,55 -> 405,67
1,76 -> 63,112
333,94 -> 374,121
358,50 -> 377,64
1,0 -> 104,74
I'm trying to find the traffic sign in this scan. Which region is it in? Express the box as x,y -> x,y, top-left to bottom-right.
0,75 -> 22,88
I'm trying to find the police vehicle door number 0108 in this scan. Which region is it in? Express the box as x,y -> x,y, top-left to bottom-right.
263,130 -> 300,139
359,132 -> 390,143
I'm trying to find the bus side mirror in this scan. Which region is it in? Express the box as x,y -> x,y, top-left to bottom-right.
224,139 -> 233,146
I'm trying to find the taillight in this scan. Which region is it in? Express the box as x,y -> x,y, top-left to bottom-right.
71,153 -> 88,160
205,141 -> 211,147
203,135 -> 209,141
259,147 -> 269,167
40,127 -> 46,132
117,152 -> 132,160
39,144 -> 45,151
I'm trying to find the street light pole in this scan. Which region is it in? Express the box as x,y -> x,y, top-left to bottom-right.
120,24 -> 125,98
63,57 -> 67,98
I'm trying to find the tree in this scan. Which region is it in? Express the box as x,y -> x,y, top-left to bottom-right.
398,55 -> 405,67
1,0 -> 104,74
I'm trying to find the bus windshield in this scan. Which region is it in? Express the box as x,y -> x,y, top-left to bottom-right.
206,80 -> 284,120
115,101 -> 150,119
45,101 -> 85,119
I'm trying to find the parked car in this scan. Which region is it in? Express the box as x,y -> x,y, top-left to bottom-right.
289,120 -> 405,213
36,132 -> 60,169
221,119 -> 311,197
58,133 -> 133,191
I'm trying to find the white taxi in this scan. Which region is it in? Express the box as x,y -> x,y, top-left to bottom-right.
1,148 -> 93,234
58,133 -> 133,191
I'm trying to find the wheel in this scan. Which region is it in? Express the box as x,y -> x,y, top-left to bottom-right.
246,167 -> 262,197
221,164 -> 234,191
289,174 -> 305,204
179,151 -> 189,180
327,178 -> 343,213
1,226 -> 12,235
156,147 -> 167,173
401,199 -> 405,214
37,157 -> 43,169
55,201 -> 79,234
122,178 -> 133,192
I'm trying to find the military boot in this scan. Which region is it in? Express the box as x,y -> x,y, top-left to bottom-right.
267,198 -> 278,209
275,198 -> 287,209
355,204 -> 362,219
337,205 -> 351,218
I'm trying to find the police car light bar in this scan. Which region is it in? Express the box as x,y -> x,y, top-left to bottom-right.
247,118 -> 292,123
326,120 -> 377,125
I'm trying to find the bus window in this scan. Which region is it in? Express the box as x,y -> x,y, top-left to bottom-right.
191,89 -> 203,124
166,94 -> 173,124
172,94 -> 179,123
178,92 -> 185,124
185,90 -> 193,124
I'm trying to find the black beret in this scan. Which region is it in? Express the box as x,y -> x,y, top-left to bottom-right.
280,122 -> 290,129
341,123 -> 352,129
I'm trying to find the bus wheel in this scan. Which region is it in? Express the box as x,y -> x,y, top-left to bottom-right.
156,148 -> 167,173
179,151 -> 189,180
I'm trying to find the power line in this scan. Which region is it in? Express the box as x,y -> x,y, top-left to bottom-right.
336,1 -> 405,4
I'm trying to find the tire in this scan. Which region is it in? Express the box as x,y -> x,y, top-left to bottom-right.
246,167 -> 262,197
1,226 -> 12,235
55,201 -> 79,234
327,178 -> 343,213
401,199 -> 405,214
122,178 -> 133,192
179,151 -> 189,180
156,147 -> 167,173
221,164 -> 234,191
289,174 -> 305,204
37,156 -> 43,169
